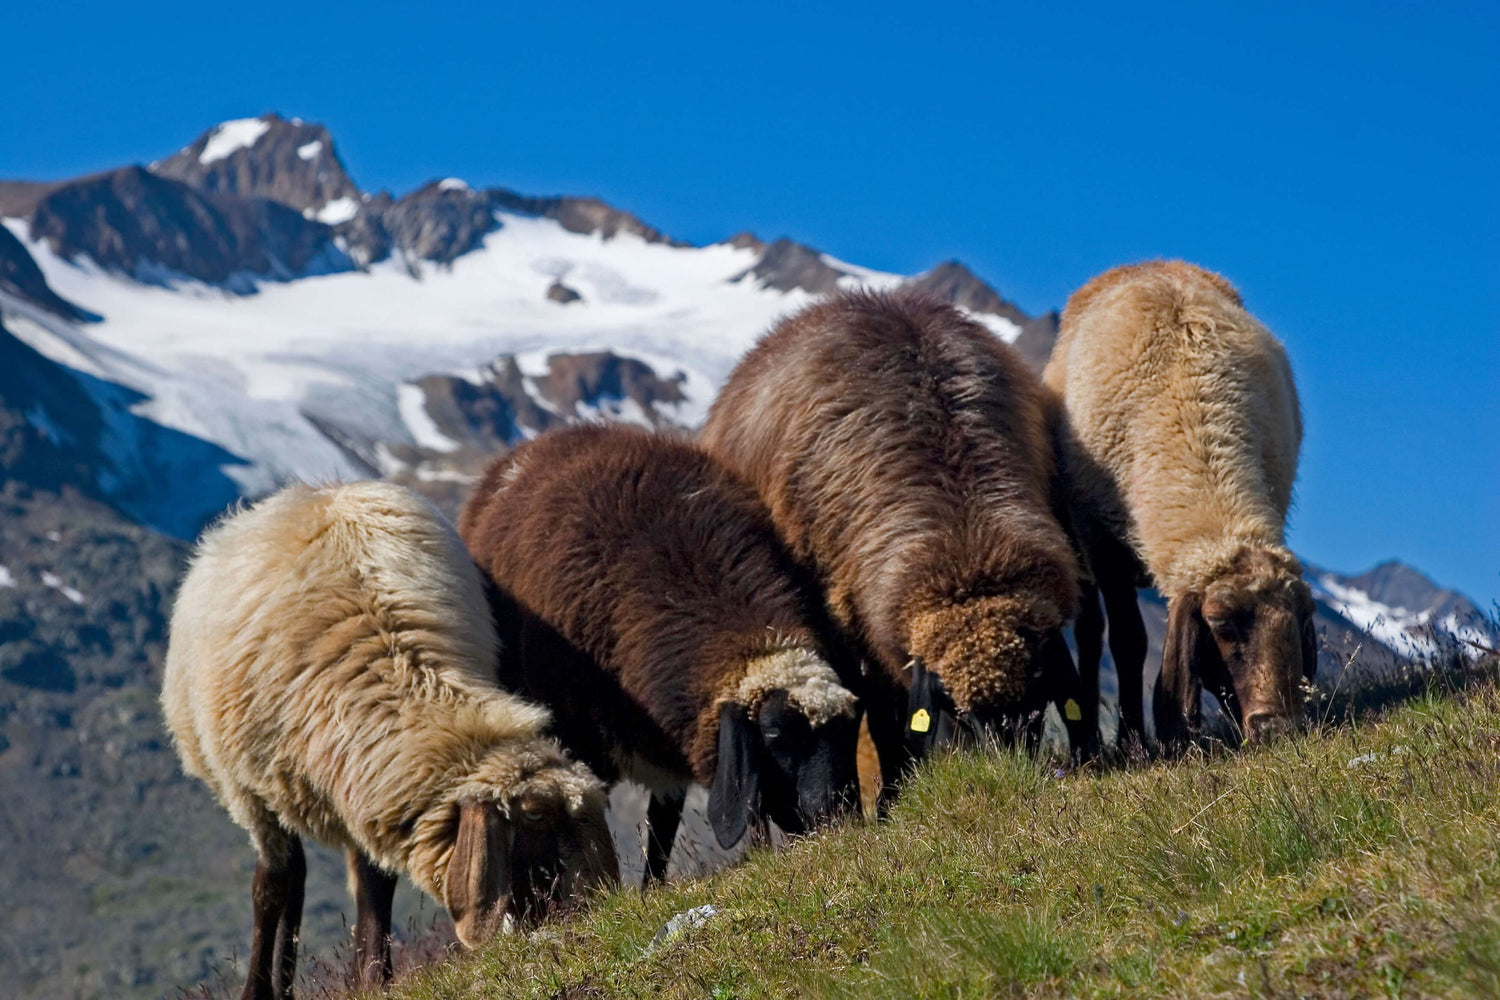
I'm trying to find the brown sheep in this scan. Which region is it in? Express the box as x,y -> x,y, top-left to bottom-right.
1043,260 -> 1314,750
162,481 -> 617,1000
459,424 -> 861,881
700,289 -> 1087,801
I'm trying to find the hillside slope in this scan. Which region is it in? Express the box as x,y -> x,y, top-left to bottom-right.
373,677 -> 1500,1000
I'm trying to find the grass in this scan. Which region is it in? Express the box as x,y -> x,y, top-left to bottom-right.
358,671 -> 1500,1000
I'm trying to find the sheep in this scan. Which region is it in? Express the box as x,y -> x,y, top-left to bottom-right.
1041,260 -> 1315,750
161,481 -> 617,1000
699,289 -> 1089,803
458,423 -> 861,881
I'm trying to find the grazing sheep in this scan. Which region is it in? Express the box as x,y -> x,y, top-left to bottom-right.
459,424 -> 861,880
1042,260 -> 1315,749
699,289 -> 1087,801
161,481 -> 617,1000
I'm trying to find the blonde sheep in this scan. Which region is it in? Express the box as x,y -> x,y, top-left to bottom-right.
1043,260 -> 1316,749
162,481 -> 616,1000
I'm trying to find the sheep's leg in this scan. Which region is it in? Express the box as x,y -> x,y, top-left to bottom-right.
241,833 -> 299,1000
1100,576 -> 1147,748
269,836 -> 305,1000
1074,580 -> 1105,758
348,849 -> 398,987
862,669 -> 914,814
643,791 -> 683,885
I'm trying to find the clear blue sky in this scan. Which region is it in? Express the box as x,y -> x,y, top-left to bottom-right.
3,1 -> 1496,608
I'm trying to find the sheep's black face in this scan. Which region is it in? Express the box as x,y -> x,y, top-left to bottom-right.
707,694 -> 860,848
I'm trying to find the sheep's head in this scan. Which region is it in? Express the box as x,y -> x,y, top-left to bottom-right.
444,757 -> 617,947
903,593 -> 1072,754
1159,547 -> 1317,747
705,647 -> 860,849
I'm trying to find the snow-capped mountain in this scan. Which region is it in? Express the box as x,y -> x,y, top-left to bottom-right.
0,113 -> 1042,537
0,111 -> 1490,661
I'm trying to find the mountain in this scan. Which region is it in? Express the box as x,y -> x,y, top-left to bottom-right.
151,113 -> 363,224
0,112 -> 1489,1000
29,166 -> 348,290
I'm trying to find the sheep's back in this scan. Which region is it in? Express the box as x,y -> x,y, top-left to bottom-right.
702,290 -> 1074,675
463,425 -> 824,743
1045,261 -> 1302,593
162,481 -> 536,859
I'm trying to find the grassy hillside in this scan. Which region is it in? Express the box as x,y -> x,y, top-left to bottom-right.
359,676 -> 1500,1000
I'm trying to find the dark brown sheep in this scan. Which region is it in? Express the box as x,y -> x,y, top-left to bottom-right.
460,424 -> 861,881
700,289 -> 1087,800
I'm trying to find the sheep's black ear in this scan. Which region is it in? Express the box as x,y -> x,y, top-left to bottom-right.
708,703 -> 760,849
1041,629 -> 1095,760
906,658 -> 956,755
1155,592 -> 1208,751
1297,585 -> 1319,682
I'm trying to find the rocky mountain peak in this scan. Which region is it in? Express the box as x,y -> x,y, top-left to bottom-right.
151,112 -> 362,223
29,166 -> 346,288
905,259 -> 1029,326
731,237 -> 850,295
1343,560 -> 1483,623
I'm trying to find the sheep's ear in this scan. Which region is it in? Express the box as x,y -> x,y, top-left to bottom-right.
1297,586 -> 1319,682
906,657 -> 957,755
1041,629 -> 1094,759
1155,592 -> 1208,750
444,800 -> 513,948
708,703 -> 760,849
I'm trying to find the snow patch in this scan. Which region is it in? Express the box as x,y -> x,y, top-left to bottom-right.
396,383 -> 460,453
439,178 -> 471,192
970,311 -> 1023,344
40,571 -> 85,605
0,566 -> 14,588
314,196 -> 359,225
199,118 -> 271,165
1312,574 -> 1444,656
297,140 -> 324,161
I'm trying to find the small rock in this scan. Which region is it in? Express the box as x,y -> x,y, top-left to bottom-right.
646,904 -> 720,953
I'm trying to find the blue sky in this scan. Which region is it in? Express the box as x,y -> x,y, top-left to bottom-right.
3,1 -> 1496,608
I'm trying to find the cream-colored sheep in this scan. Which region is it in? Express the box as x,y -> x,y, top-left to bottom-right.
161,481 -> 616,1000
1043,261 -> 1316,749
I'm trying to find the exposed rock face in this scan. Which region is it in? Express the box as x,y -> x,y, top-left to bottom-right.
1012,310 -> 1061,372
906,259 -> 1030,326
377,181 -> 500,264
0,180 -> 60,218
488,188 -> 685,246
731,237 -> 849,295
0,312 -> 106,492
415,350 -> 690,453
547,280 -> 582,304
151,113 -> 362,222
902,260 -> 1061,372
0,224 -> 91,320
29,166 -> 346,287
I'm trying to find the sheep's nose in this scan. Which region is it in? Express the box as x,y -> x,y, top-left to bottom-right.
1244,711 -> 1298,743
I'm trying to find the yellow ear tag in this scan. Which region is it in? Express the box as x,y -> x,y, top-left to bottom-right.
909,708 -> 931,733
1063,699 -> 1083,722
